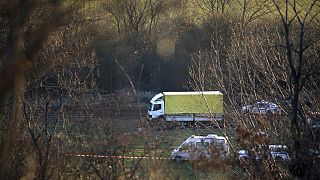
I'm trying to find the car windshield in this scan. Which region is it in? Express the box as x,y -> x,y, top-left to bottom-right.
270,146 -> 288,152
310,118 -> 320,125
196,142 -> 209,150
216,139 -> 225,145
258,103 -> 268,108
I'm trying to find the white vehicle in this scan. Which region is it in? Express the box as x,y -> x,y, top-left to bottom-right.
306,112 -> 320,129
171,134 -> 229,162
242,100 -> 281,114
269,145 -> 290,161
147,91 -> 223,122
237,144 -> 290,162
237,150 -> 250,159
310,149 -> 320,159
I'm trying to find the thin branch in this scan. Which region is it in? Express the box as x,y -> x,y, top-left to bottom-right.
114,58 -> 136,95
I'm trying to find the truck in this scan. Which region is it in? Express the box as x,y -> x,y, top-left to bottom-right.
171,134 -> 229,162
147,91 -> 223,122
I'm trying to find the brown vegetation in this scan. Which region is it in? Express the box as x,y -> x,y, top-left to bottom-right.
0,0 -> 319,179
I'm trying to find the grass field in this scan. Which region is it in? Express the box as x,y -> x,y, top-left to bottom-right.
54,102 -> 235,179
59,126 -> 232,179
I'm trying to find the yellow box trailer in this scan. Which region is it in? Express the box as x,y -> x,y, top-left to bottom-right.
147,91 -> 223,122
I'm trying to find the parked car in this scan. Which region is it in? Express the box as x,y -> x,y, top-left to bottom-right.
269,145 -> 290,161
237,144 -> 290,162
171,134 -> 229,162
310,149 -> 320,160
307,113 -> 320,129
242,100 -> 282,114
237,150 -> 251,159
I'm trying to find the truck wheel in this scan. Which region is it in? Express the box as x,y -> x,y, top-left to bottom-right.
159,116 -> 165,122
158,117 -> 166,131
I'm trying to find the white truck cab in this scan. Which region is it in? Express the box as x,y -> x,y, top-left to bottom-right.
148,93 -> 164,119
171,134 -> 229,162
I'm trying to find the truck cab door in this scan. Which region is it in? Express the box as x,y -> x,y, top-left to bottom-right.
152,102 -> 164,118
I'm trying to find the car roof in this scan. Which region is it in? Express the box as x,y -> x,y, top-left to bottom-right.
184,134 -> 225,143
269,145 -> 288,149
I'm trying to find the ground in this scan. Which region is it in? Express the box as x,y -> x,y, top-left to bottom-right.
53,99 -> 233,179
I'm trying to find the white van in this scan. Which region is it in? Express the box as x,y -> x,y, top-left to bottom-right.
171,134 -> 229,162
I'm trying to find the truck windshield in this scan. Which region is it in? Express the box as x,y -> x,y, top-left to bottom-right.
153,104 -> 161,111
148,103 -> 161,111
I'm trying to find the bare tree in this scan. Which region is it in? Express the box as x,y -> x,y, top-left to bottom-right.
22,19 -> 99,178
102,0 -> 165,48
234,0 -> 275,25
188,3 -> 320,176
0,0 -> 102,178
0,0 -> 65,178
194,0 -> 231,15
273,0 -> 320,177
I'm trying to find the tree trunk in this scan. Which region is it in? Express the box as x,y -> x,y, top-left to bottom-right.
0,62 -> 28,178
